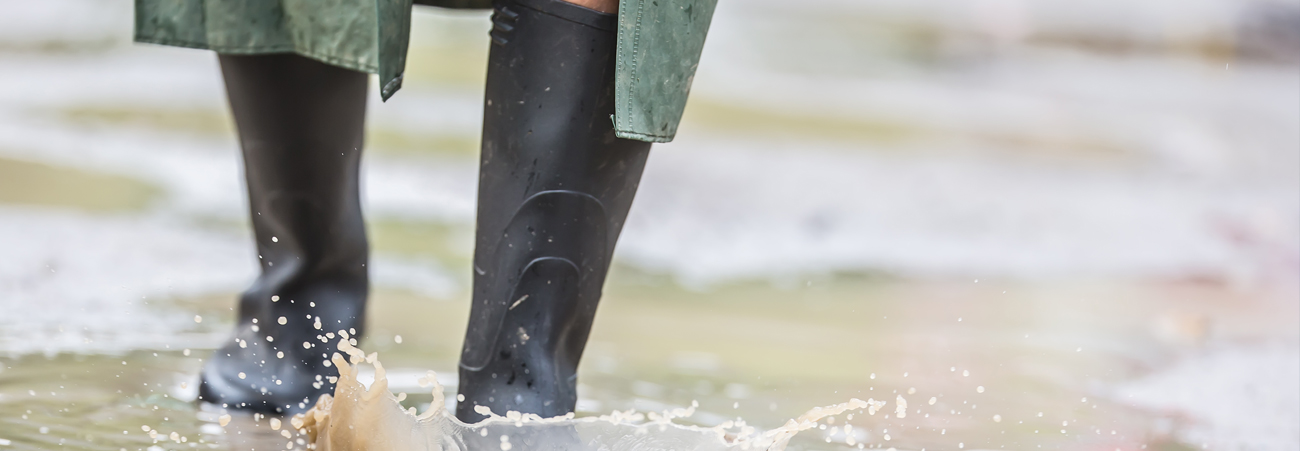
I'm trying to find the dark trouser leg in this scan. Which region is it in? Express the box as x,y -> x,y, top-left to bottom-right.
200,53 -> 370,415
455,0 -> 651,422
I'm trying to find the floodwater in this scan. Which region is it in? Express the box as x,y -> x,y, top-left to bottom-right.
1,0 -> 1298,450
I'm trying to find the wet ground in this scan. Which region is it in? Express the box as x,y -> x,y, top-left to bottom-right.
1,0 -> 1298,450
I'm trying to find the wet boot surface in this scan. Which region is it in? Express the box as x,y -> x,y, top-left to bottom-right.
199,53 -> 371,415
455,0 -> 652,423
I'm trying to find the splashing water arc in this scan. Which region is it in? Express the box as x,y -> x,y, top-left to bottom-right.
294,339 -> 871,450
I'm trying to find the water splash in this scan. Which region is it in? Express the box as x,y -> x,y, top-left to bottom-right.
291,339 -> 873,451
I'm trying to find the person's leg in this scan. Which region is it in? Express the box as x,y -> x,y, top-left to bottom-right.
199,53 -> 370,415
560,0 -> 615,12
455,0 -> 650,422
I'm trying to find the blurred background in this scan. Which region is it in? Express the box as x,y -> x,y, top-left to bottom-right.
0,0 -> 1297,450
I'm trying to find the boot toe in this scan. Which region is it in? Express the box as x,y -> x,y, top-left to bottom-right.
198,339 -> 333,415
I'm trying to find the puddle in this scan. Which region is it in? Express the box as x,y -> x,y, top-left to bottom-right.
4,277 -> 1294,450
0,0 -> 1296,450
0,156 -> 160,212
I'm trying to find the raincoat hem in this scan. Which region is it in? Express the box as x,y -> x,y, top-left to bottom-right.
133,36 -> 380,75
614,129 -> 673,143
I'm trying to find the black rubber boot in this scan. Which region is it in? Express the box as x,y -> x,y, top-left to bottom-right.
199,54 -> 371,415
455,0 -> 651,423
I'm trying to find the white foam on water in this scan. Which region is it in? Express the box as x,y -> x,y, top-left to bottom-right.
0,206 -> 459,356
621,142 -> 1298,285
1112,343 -> 1300,450
0,0 -> 1294,291
0,207 -> 243,356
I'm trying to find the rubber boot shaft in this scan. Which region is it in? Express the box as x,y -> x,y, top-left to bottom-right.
456,0 -> 651,422
200,53 -> 370,415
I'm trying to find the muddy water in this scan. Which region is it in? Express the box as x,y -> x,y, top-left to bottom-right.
3,277 -> 1295,450
1,0 -> 1298,449
293,338 -> 869,451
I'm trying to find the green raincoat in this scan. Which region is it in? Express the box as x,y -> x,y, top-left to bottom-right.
133,0 -> 717,143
